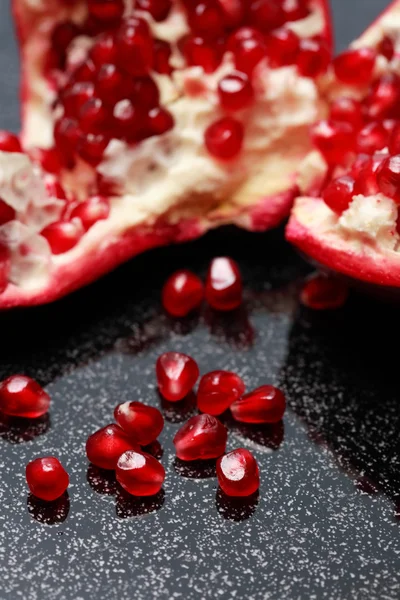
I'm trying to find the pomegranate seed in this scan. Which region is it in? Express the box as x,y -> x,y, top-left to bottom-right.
231,385 -> 286,423
356,122 -> 388,154
353,153 -> 384,196
197,370 -> 245,415
156,352 -> 199,402
96,64 -> 125,105
148,107 -> 174,136
0,130 -> 22,153
322,176 -> 355,214
351,153 -> 371,179
162,270 -> 204,317
116,450 -> 165,496
116,17 -> 154,76
86,424 -> 138,470
376,155 -> 400,203
216,0 -> 245,27
247,0 -> 284,32
51,21 -> 80,61
389,123 -> 400,155
300,274 -> 349,310
133,77 -> 160,108
45,177 -> 67,200
182,36 -> 223,74
0,245 -> 10,294
282,0 -> 309,21
41,219 -> 84,254
154,39 -> 172,74
173,414 -> 227,461
364,74 -> 400,121
136,0 -> 172,21
54,117 -> 81,166
187,0 -> 225,39
113,100 -> 145,141
296,38 -> 330,78
26,457 -> 69,502
266,27 -> 300,68
33,147 -> 62,174
87,0 -> 124,21
70,196 -> 110,231
0,199 -> 16,225
114,402 -> 164,445
330,97 -> 364,128
217,448 -> 260,497
334,48 -> 376,86
310,119 -> 355,165
204,117 -> 244,160
227,28 -> 266,75
79,98 -> 108,133
71,60 -> 97,84
90,35 -> 118,67
218,72 -> 254,111
77,133 -> 110,165
63,82 -> 95,117
0,375 -> 50,418
378,36 -> 395,61
205,257 -> 242,311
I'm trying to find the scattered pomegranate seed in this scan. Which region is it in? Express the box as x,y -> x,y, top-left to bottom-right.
154,39 -> 173,74
187,0 -> 225,39
310,119 -> 355,165
330,97 -> 364,128
116,17 -> 154,76
0,130 -> 22,153
322,176 -> 355,214
300,274 -> 349,310
217,448 -> 260,497
162,270 -> 204,317
136,0 -> 172,21
205,257 -> 243,311
182,36 -> 223,73
0,199 -> 16,225
114,401 -> 164,446
389,123 -> 400,155
148,107 -> 174,136
116,450 -> 165,496
41,219 -> 84,254
197,370 -> 245,415
364,74 -> 400,121
218,72 -> 254,111
0,245 -> 10,294
0,375 -> 51,418
86,423 -> 139,470
26,457 -> 69,502
333,47 -> 376,86
266,27 -> 300,68
230,385 -> 286,424
378,35 -> 395,61
296,38 -> 330,78
356,122 -> 388,155
205,117 -> 244,160
173,414 -> 227,461
227,27 -> 267,74
87,0 -> 124,21
70,196 -> 110,231
156,352 -> 199,402
376,154 -> 400,203
247,0 -> 284,32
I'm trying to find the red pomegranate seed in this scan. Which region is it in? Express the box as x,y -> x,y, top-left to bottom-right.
356,122 -> 388,155
114,401 -> 164,445
32,147 -> 62,174
333,48 -> 376,86
231,385 -> 286,423
116,450 -> 165,496
310,119 -> 355,165
45,177 -> 67,200
0,199 -> 16,225
136,0 -> 172,21
364,74 -> 400,121
79,98 -> 108,133
282,0 -> 309,21
86,423 -> 138,470
26,457 -> 69,502
162,270 -> 204,317
96,63 -> 125,105
54,117 -> 81,166
296,38 -> 330,78
63,82 -> 95,117
300,274 -> 349,310
173,414 -> 227,461
87,0 -> 124,21
71,60 -> 97,84
217,448 -> 260,497
41,219 -> 84,254
154,39 -> 173,74
322,176 -> 355,214
353,153 -> 384,196
330,97 -> 364,128
156,352 -> 199,402
197,370 -> 245,415
247,0 -> 284,32
0,245 -> 10,294
218,72 -> 254,111
90,35 -> 118,67
51,21 -> 80,60
351,152 -> 371,178
266,27 -> 300,68
116,17 -> 154,76
77,133 -> 110,165
227,27 -> 266,75
113,100 -> 144,141
205,257 -> 242,311
0,375 -> 50,418
389,123 -> 400,155
182,36 -> 223,73
378,36 -> 395,61
216,0 -> 245,27
376,155 -> 400,203
187,0 -> 225,39
204,117 -> 244,160
0,131 -> 22,153
70,196 -> 110,231
148,107 -> 174,135
133,77 -> 160,108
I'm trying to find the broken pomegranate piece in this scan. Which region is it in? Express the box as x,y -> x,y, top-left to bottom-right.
86,423 -> 139,470
0,375 -> 50,418
1,0 -> 332,308
156,352 -> 199,402
216,448 -> 260,497
116,450 -> 165,496
26,457 -> 69,502
114,401 -> 164,446
230,385 -> 286,423
173,413 -> 227,461
197,370 -> 245,415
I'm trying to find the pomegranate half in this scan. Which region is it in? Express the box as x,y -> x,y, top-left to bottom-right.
287,0 -> 400,290
0,0 -> 332,308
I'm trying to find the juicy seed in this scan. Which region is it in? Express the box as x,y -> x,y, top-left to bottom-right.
217,449 -> 260,497
333,48 -> 376,86
182,36 -> 223,73
70,196 -> 110,231
173,414 -> 228,461
89,34 -> 118,67
322,176 -> 355,215
389,123 -> 400,155
329,97 -> 364,128
54,117 -> 82,167
162,270 -> 204,317
296,38 -> 330,78
114,401 -> 164,446
376,155 -> 400,204
300,274 -> 349,310
63,82 -> 96,118
87,0 -> 125,21
156,352 -> 200,402
197,370 -> 245,415
227,27 -> 266,74
247,0 -> 284,33
116,17 -> 154,76
356,122 -> 388,155
26,457 -> 69,502
133,77 -> 160,107
113,100 -> 144,141
230,385 -> 286,424
0,130 -> 22,153
0,198 -> 16,225
96,64 -> 125,105
77,133 -> 110,165
0,375 -> 51,418
218,72 -> 254,111
266,27 -> 300,68
310,119 -> 355,165
378,35 -> 395,61
281,0 -> 309,21
205,257 -> 243,311
204,117 -> 244,160
154,39 -> 173,74
41,219 -> 84,255
187,0 -> 226,39
116,450 -> 165,496
86,424 -> 139,470
79,98 -> 109,133
136,0 -> 172,21
363,74 -> 400,121
51,21 -> 80,66
353,154 -> 384,196
148,107 -> 175,136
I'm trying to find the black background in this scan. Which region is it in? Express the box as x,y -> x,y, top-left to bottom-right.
1,1 -> 399,599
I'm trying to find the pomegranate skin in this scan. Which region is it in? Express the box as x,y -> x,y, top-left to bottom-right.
0,375 -> 50,418
173,414 -> 227,461
230,385 -> 286,424
197,370 -> 245,415
26,457 -> 69,502
217,448 -> 260,497
205,257 -> 243,311
114,401 -> 164,446
156,352 -> 199,402
162,270 -> 204,317
86,424 -> 139,470
116,450 -> 165,496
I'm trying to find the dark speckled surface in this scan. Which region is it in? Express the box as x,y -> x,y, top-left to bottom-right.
1,1 -> 400,599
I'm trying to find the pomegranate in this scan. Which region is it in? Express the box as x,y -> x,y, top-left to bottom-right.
162,270 -> 204,317
216,448 -> 260,497
300,273 -> 349,310
26,457 -> 69,501
0,375 -> 50,418
197,370 -> 245,415
205,257 -> 243,311
86,423 -> 139,470
116,450 -> 165,496
230,385 -> 286,423
173,413 -> 228,461
287,1 -> 400,290
156,352 -> 199,402
0,0 -> 332,308
114,401 -> 164,445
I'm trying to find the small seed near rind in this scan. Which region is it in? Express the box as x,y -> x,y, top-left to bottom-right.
217,448 -> 260,497
26,457 -> 69,502
322,176 -> 355,215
